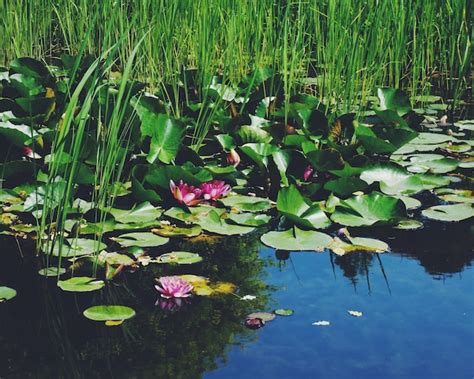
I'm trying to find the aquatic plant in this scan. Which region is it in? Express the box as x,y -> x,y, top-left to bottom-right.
170,180 -> 203,206
155,276 -> 194,299
200,180 -> 231,201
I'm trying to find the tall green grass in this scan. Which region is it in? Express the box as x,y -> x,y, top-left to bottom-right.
1,0 -> 471,109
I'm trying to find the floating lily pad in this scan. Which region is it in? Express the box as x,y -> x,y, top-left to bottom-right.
331,192 -> 406,227
260,227 -> 332,251
151,224 -> 202,237
38,267 -> 66,277
410,133 -> 457,145
274,308 -> 294,316
435,189 -> 474,204
247,312 -> 276,322
49,238 -> 107,257
422,204 -> 474,222
0,286 -> 17,302
111,232 -> 169,248
83,305 -> 136,326
397,196 -> 422,210
156,251 -> 203,265
198,210 -> 255,235
103,252 -> 135,266
394,219 -> 424,230
109,202 -> 162,224
219,194 -> 272,212
57,277 -> 105,292
226,212 -> 271,227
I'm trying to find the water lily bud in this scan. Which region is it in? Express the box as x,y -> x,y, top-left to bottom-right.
303,165 -> 314,181
226,149 -> 241,167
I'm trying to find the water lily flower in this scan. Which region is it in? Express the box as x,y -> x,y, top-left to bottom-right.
245,317 -> 265,329
22,146 -> 41,159
200,180 -> 231,201
170,180 -> 202,206
155,276 -> 193,299
303,165 -> 314,181
226,149 -> 241,167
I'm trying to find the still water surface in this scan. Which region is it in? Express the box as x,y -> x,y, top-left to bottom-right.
0,223 -> 473,378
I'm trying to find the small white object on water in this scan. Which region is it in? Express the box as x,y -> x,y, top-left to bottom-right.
348,310 -> 363,317
312,320 -> 330,326
241,295 -> 257,301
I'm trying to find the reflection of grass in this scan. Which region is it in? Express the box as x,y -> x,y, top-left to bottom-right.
0,232 -> 271,377
0,1 -> 470,108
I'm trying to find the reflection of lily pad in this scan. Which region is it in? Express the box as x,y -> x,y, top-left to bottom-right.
157,251 -> 203,265
83,305 -> 136,326
151,224 -> 202,237
260,227 -> 332,251
422,204 -> 474,222
111,232 -> 169,247
57,277 -> 105,292
0,286 -> 17,302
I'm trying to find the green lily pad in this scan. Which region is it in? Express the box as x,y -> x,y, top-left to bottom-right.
377,87 -> 411,116
226,212 -> 271,227
83,305 -> 136,325
394,219 -> 424,230
109,202 -> 162,224
111,232 -> 169,248
277,185 -> 331,229
397,196 -> 422,210
38,267 -> 66,277
261,227 -> 332,251
329,235 -> 389,255
103,252 -> 135,266
331,192 -> 406,227
57,277 -> 105,292
0,286 -> 17,302
198,210 -> 255,235
422,204 -> 474,222
435,189 -> 474,204
410,133 -> 457,145
274,308 -> 294,316
247,312 -> 276,322
156,251 -> 203,264
151,224 -> 202,237
49,238 -> 107,257
219,194 -> 272,212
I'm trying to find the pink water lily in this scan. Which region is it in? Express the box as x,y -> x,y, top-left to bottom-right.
226,149 -> 241,167
155,276 -> 193,299
303,165 -> 314,181
200,180 -> 231,201
170,180 -> 202,206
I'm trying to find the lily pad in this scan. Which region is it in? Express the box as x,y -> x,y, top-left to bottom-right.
331,192 -> 406,227
329,236 -> 388,255
394,220 -> 424,230
0,286 -> 17,302
156,251 -> 203,265
179,275 -> 236,296
109,202 -> 162,224
38,267 -> 66,277
247,312 -> 276,322
198,210 -> 255,235
260,227 -> 332,251
151,224 -> 202,237
49,238 -> 107,257
83,305 -> 136,326
435,189 -> 474,204
111,232 -> 169,248
274,308 -> 294,316
277,185 -> 331,229
226,212 -> 271,227
57,277 -> 105,292
219,194 -> 272,212
422,204 -> 474,222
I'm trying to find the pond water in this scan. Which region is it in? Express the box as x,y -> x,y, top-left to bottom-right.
0,221 -> 473,378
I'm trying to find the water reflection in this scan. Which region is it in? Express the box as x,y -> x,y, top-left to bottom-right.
0,234 -> 272,378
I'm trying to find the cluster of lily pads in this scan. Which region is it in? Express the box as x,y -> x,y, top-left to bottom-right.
0,57 -> 472,324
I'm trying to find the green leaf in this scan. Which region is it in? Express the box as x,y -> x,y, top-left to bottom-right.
38,267 -> 66,277
331,192 -> 406,227
83,305 -> 135,323
422,204 -> 474,222
260,227 -> 332,251
49,238 -> 107,257
0,121 -> 37,147
140,113 -> 185,164
152,224 -> 202,237
277,185 -> 331,229
226,212 -> 271,227
57,277 -> 105,292
305,148 -> 344,171
109,202 -> 162,224
219,194 -> 272,212
156,251 -> 203,264
377,87 -> 411,116
323,177 -> 368,197
435,189 -> 474,204
111,232 -> 169,248
274,308 -> 294,316
0,286 -> 17,302
198,209 -> 255,235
